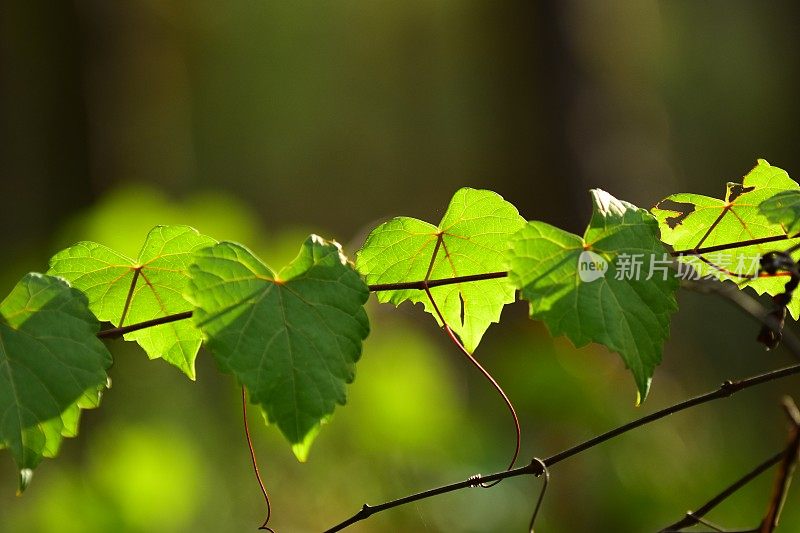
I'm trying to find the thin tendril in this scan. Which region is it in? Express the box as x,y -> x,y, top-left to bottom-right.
423,285 -> 521,486
242,386 -> 275,532
418,233 -> 520,486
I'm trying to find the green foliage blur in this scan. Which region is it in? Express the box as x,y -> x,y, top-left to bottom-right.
1,1 -> 800,531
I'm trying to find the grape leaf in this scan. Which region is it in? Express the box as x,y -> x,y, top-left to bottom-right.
14,383 -> 107,493
651,159 -> 800,318
186,235 -> 369,461
38,385 -> 104,456
0,273 -> 112,492
355,188 -> 525,353
507,190 -> 679,401
48,225 -> 216,379
9,387 -> 106,495
760,189 -> 800,234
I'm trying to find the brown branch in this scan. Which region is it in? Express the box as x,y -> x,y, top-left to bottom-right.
759,396 -> 800,533
95,273 -> 514,338
366,243 -> 798,291
324,362 -> 800,532
323,460 -> 540,533
95,231 -> 800,342
661,396 -> 800,533
96,310 -> 193,339
96,228 -> 800,340
671,232 -> 800,257
366,271 -> 508,291
659,450 -> 784,532
99,266 -> 800,345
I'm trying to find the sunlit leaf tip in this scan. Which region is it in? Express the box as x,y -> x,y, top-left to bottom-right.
355,187 -> 525,353
507,189 -> 678,401
17,469 -> 32,495
186,235 -> 369,459
289,414 -> 328,463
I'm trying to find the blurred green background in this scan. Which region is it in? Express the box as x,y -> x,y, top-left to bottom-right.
1,1 -> 800,531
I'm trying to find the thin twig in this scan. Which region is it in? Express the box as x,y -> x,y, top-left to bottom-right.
96,310 -> 193,338
323,460 -> 541,533
661,397 -> 800,533
758,396 -> 800,533
95,227 -> 800,339
366,271 -> 509,291
97,253 -> 800,341
95,273 -> 513,338
659,450 -> 784,532
671,233 -> 800,257
324,362 -> 800,532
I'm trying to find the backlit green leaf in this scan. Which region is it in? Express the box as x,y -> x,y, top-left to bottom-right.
507,190 -> 679,401
0,273 -> 112,491
760,189 -> 800,234
355,188 -> 524,353
38,385 -> 104,458
186,235 -> 369,461
48,225 -> 216,379
652,159 -> 800,317
17,383 -> 107,492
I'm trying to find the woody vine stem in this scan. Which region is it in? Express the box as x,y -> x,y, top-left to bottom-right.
96,230 -> 800,341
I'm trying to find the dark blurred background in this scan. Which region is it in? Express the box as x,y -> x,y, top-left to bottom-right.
1,1 -> 800,532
